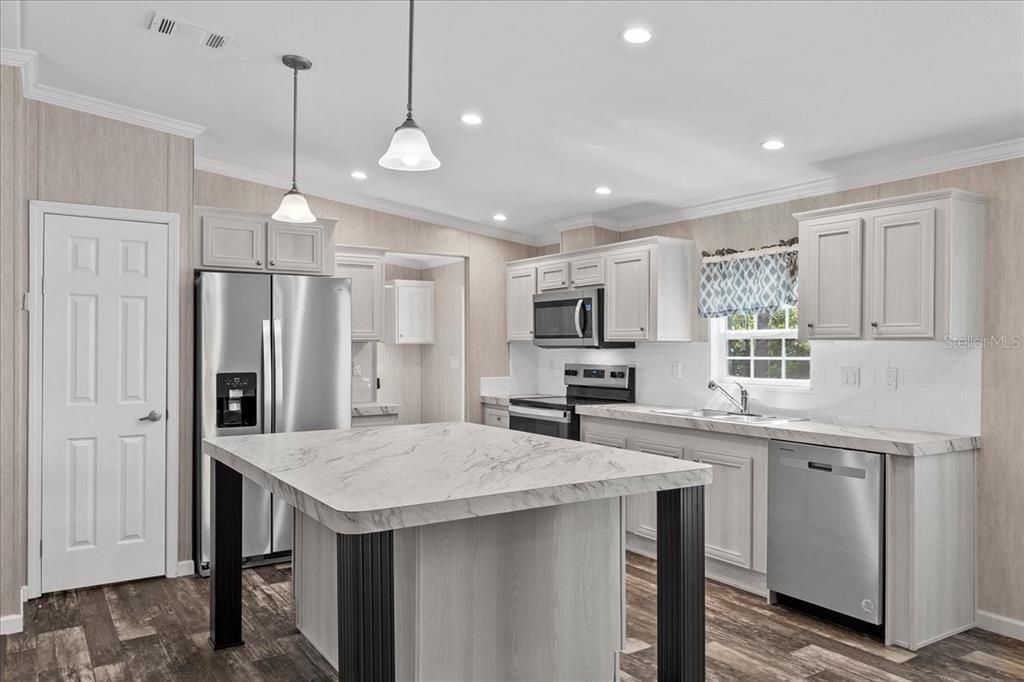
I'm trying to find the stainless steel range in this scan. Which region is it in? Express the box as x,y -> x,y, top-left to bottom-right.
509,364 -> 635,440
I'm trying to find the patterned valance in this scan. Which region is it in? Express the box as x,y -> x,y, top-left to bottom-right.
698,247 -> 798,318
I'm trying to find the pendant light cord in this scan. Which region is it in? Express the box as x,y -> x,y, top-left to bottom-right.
291,66 -> 299,190
406,0 -> 414,119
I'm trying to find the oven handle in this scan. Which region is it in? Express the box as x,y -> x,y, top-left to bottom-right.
574,298 -> 584,338
509,405 -> 572,424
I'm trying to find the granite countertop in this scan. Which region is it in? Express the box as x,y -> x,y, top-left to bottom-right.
352,402 -> 401,417
203,422 -> 711,534
575,404 -> 980,457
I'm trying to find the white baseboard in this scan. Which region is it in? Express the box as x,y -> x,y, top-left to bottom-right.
976,610 -> 1024,642
0,586 -> 28,635
170,559 -> 195,578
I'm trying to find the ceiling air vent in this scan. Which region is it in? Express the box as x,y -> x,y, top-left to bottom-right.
147,12 -> 233,52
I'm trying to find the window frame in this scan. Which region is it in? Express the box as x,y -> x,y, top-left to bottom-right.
709,309 -> 812,390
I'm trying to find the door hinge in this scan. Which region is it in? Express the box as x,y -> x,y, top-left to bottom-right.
22,292 -> 31,311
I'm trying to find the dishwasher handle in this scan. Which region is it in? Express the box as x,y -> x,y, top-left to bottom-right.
808,461 -> 833,472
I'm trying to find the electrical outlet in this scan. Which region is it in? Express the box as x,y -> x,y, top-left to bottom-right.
841,367 -> 860,387
885,367 -> 899,391
672,361 -> 683,379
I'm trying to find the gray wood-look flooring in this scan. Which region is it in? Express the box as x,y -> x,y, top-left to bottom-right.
2,553 -> 1022,681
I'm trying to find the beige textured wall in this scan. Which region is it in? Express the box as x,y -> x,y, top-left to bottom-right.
616,158 -> 1024,622
381,264 -> 423,425
420,261 -> 467,423
0,65 -> 194,615
559,225 -> 621,252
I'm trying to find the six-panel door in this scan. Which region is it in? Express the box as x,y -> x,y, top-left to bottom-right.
800,218 -> 863,339
41,214 -> 168,592
868,209 -> 936,338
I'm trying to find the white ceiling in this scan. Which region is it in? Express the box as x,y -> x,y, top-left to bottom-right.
5,1 -> 1024,244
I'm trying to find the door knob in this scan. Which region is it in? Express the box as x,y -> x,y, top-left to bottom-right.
139,410 -> 163,423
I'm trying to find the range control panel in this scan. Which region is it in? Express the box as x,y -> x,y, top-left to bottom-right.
563,363 -> 634,389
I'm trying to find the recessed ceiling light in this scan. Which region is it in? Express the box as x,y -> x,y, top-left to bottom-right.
761,139 -> 785,151
460,112 -> 483,126
621,27 -> 652,44
351,170 -> 368,180
594,186 -> 612,195
493,213 -> 507,222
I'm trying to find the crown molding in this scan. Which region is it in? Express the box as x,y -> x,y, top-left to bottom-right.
194,156 -> 544,247
589,137 -> 1024,232
0,48 -> 205,138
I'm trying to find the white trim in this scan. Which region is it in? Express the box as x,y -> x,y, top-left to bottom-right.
194,156 -> 546,247
708,316 -> 812,390
171,559 -> 196,578
0,587 -> 27,635
976,610 -> 1024,642
27,201 -> 182,599
0,48 -> 204,138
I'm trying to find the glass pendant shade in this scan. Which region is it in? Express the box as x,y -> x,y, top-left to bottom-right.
272,188 -> 317,223
378,118 -> 440,171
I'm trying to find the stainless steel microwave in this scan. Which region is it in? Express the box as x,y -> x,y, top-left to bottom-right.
532,287 -> 634,348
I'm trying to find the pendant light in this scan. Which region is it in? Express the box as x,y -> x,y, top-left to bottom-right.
378,0 -> 440,171
273,55 -> 317,223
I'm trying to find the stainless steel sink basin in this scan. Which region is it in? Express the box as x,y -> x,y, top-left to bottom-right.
653,408 -> 805,424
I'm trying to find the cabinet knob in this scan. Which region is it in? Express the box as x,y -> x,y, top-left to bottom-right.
255,258 -> 263,266
639,327 -> 645,332
871,321 -> 879,327
269,260 -> 276,266
807,322 -> 814,328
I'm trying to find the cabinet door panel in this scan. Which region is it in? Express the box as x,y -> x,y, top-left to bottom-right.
570,256 -> 605,287
537,262 -> 570,291
267,223 -> 323,273
800,218 -> 862,338
626,437 -> 685,541
201,216 -> 265,270
869,209 -> 935,338
605,250 -> 651,340
694,450 -> 753,568
395,282 -> 435,344
506,267 -> 537,340
336,256 -> 384,340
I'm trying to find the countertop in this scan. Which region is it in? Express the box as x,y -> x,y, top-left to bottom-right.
576,404 -> 980,457
480,394 -> 509,407
352,402 -> 400,417
203,422 -> 711,534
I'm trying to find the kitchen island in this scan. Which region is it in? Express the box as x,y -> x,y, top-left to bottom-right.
203,422 -> 712,681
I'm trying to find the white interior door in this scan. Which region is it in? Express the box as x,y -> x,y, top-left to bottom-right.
41,214 -> 169,592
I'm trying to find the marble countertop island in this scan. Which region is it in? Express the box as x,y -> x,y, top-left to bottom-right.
202,421 -> 711,534
576,404 -> 980,456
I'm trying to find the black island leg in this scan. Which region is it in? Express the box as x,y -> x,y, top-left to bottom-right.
656,486 -> 706,681
337,530 -> 395,682
209,460 -> 244,649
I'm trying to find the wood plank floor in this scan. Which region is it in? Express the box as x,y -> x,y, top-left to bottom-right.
2,553 -> 1021,681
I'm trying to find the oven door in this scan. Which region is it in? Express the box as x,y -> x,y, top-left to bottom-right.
508,405 -> 578,440
533,289 -> 596,348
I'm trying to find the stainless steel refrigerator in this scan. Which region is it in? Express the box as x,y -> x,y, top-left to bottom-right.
194,272 -> 352,575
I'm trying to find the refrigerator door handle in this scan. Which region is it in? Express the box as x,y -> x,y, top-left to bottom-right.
262,319 -> 272,432
273,318 -> 284,433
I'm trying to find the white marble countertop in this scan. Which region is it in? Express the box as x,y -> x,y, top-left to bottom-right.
576,404 -> 979,457
352,402 -> 401,417
480,394 -> 509,407
203,422 -> 711,534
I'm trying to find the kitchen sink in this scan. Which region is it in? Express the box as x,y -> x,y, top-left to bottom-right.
653,408 -> 805,424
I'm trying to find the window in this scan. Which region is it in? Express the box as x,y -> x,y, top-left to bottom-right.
721,307 -> 810,384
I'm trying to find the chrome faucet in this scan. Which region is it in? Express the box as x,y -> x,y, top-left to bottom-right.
708,380 -> 750,415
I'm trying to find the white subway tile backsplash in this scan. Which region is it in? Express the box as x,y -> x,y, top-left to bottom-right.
508,338 -> 982,435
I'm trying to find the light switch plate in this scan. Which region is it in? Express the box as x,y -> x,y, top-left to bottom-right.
841,367 -> 860,387
885,367 -> 899,391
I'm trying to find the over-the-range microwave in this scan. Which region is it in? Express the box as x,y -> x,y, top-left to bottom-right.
533,287 -> 634,348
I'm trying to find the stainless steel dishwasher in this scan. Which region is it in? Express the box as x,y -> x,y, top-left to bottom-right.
767,441 -> 884,625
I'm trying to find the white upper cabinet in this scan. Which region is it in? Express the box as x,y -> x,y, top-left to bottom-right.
868,209 -> 935,338
796,190 -> 986,340
199,214 -> 266,270
335,251 -> 385,341
799,218 -> 863,339
570,255 -> 605,287
267,222 -> 325,273
505,236 -> 697,343
537,261 -> 570,291
194,206 -> 335,275
385,280 -> 435,344
605,250 -> 651,340
506,266 -> 536,341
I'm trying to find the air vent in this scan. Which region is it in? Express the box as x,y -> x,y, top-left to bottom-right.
147,12 -> 233,52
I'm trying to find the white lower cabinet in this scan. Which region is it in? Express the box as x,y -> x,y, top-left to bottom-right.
482,405 -> 509,428
582,417 -> 768,595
